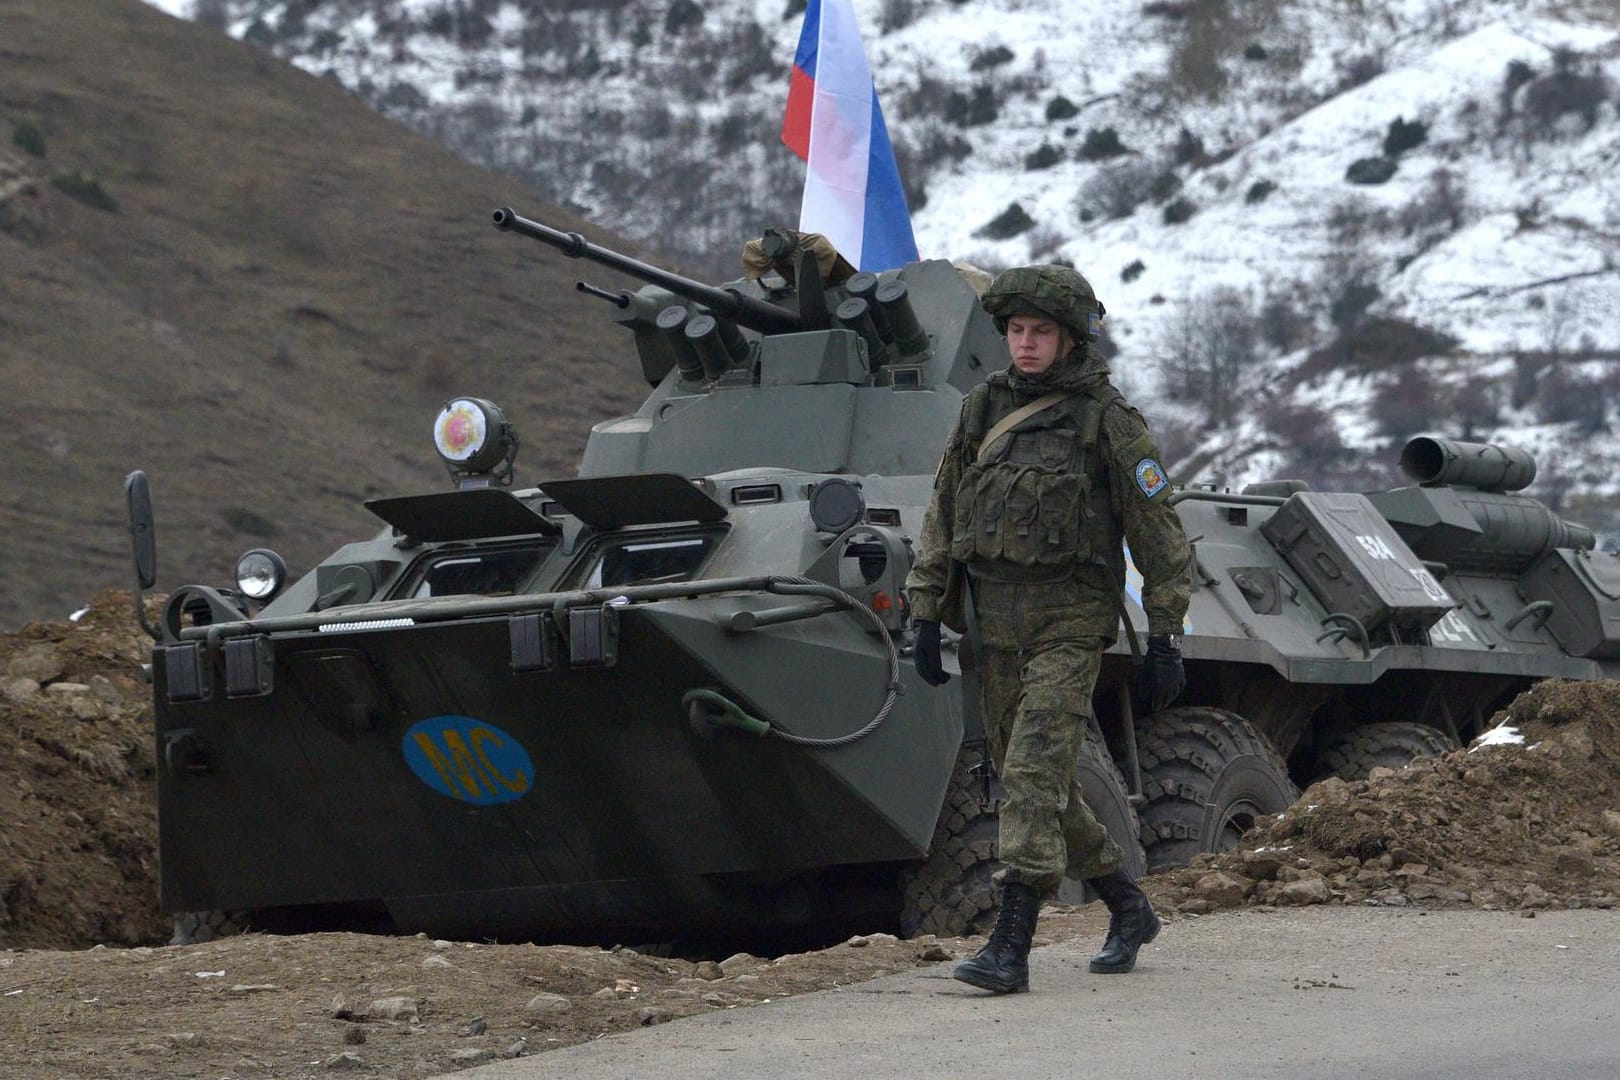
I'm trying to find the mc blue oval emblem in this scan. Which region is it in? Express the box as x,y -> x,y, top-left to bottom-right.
403,716 -> 534,805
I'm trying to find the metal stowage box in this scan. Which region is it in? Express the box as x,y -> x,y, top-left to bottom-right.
1260,492 -> 1456,634
1518,548 -> 1620,658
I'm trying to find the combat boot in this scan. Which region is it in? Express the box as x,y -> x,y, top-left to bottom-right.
953,881 -> 1041,994
1085,867 -> 1161,974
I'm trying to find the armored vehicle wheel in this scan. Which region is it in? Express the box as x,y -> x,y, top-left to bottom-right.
170,909 -> 251,945
900,748 -> 999,938
1137,707 -> 1300,871
1313,722 -> 1461,782
1056,724 -> 1147,905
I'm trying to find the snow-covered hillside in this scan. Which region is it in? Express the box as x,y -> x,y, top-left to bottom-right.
145,0 -> 1620,532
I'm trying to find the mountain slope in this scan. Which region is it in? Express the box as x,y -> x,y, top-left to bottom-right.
0,0 -> 651,628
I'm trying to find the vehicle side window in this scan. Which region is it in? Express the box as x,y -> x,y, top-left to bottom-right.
586,537 -> 711,589
405,545 -> 549,599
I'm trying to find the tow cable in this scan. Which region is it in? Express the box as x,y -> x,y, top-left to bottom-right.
682,576 -> 901,748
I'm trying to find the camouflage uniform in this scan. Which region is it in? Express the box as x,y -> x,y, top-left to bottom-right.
906,268 -> 1192,900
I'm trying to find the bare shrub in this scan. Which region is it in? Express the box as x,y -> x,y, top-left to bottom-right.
1166,0 -> 1239,101
1156,287 -> 1260,426
1512,353 -> 1552,409
1261,399 -> 1347,475
1328,279 -> 1380,334
663,0 -> 702,34
1538,367 -> 1614,434
944,84 -> 999,127
721,22 -> 774,90
1298,315 -> 1457,380
1046,95 -> 1079,121
1352,317 -> 1456,367
1371,366 -> 1440,440
1326,197 -> 1392,247
1498,59 -> 1536,123
1538,292 -> 1579,357
898,74 -> 953,120
1521,48 -> 1612,136
1172,127 -> 1207,167
970,45 -> 1015,72
1077,159 -> 1157,221
1451,376 -> 1500,440
976,202 -> 1035,240
889,134 -> 938,212
1162,197 -> 1197,225
1025,143 -> 1062,170
1398,167 -> 1467,236
1148,171 -> 1182,204
1337,53 -> 1384,91
1345,156 -> 1397,185
710,110 -> 752,155
1259,292 -> 1310,354
1382,116 -> 1427,157
879,0 -> 917,32
1079,127 -> 1128,161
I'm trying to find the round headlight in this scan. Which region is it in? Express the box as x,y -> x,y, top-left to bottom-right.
433,397 -> 509,474
234,548 -> 287,601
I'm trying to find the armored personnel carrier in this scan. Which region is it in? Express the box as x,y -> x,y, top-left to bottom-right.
126,210 -> 1620,945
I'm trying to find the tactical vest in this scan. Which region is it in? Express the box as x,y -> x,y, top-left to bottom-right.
948,375 -> 1126,585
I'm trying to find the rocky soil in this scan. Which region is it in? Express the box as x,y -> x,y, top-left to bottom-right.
6,595 -> 1620,1077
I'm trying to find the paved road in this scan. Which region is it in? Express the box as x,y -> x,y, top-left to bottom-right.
463,906 -> 1620,1080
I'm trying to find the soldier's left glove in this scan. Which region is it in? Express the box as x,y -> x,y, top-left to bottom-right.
1136,633 -> 1185,713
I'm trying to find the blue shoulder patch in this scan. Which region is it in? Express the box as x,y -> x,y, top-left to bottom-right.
1134,458 -> 1168,499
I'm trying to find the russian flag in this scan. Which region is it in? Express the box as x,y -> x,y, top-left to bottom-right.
782,0 -> 918,272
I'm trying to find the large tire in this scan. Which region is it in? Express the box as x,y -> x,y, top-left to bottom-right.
900,749 -> 999,939
1055,725 -> 1147,905
1313,722 -> 1461,782
1137,706 -> 1300,871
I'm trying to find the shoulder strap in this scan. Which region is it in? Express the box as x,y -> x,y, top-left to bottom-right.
975,391 -> 1067,464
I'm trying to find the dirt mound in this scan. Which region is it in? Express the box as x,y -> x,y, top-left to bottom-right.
0,589 -> 166,949
1156,679 -> 1620,915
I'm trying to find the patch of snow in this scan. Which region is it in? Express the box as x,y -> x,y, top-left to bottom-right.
1470,723 -> 1527,750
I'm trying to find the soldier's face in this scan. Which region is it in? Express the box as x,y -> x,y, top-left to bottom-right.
1006,316 -> 1071,375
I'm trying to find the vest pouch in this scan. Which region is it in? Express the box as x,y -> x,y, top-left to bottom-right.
972,467 -> 1009,562
950,465 -> 1010,563
1034,428 -> 1074,468
1002,467 -> 1041,564
1036,472 -> 1085,561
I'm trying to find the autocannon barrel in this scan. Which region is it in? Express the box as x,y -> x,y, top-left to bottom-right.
492,208 -> 801,336
1400,437 -> 1536,493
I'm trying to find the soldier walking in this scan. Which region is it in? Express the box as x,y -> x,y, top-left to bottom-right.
905,264 -> 1192,994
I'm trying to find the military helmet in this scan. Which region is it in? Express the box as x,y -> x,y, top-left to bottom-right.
981,264 -> 1105,342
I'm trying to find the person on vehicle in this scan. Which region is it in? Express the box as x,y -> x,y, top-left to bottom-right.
904,263 -> 1192,994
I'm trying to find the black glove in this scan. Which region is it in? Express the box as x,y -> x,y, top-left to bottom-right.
1136,633 -> 1185,713
912,619 -> 950,686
